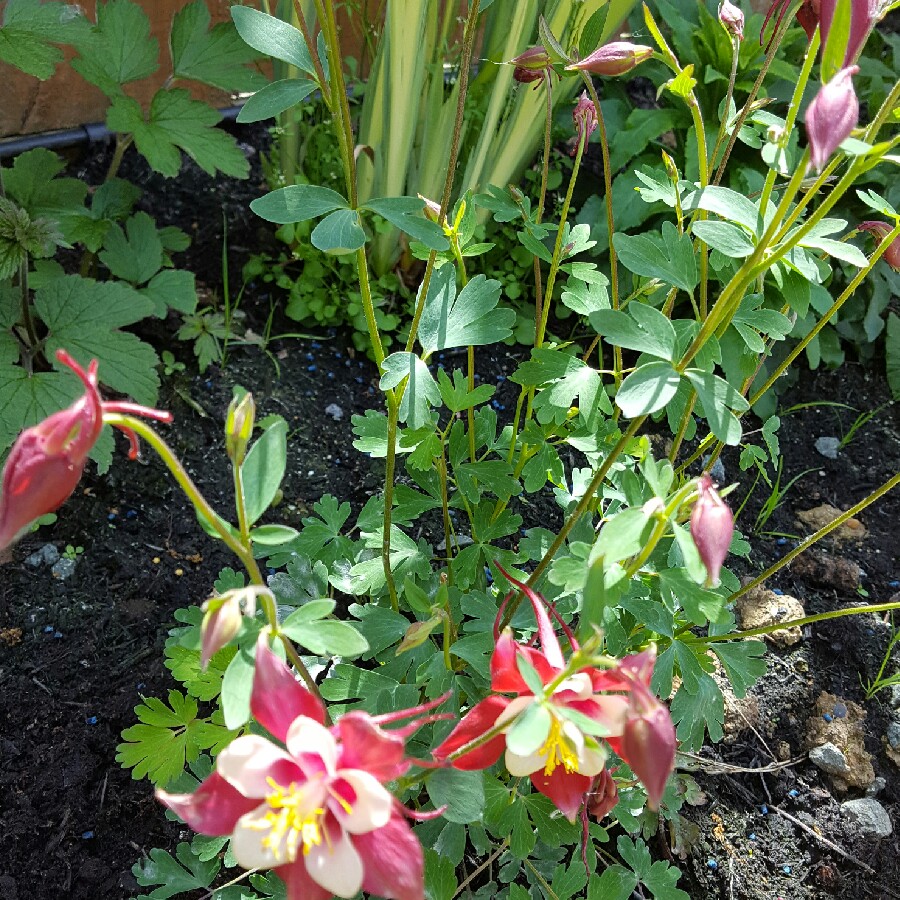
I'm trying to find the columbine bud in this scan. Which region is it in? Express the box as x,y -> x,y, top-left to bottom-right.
690,473 -> 734,587
572,91 -> 598,146
585,768 -> 619,820
510,45 -> 552,84
719,0 -> 745,39
418,193 -> 443,225
662,150 -> 679,182
566,42 -> 654,77
858,220 -> 900,271
200,586 -> 266,669
619,686 -> 676,811
805,66 -> 859,172
224,392 -> 255,465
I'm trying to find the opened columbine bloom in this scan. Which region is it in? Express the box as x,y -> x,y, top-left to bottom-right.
858,221 -> 900,271
805,65 -> 859,172
435,569 -> 675,817
566,42 -> 654,77
158,634 -> 429,900
0,349 -> 171,552
690,473 -> 735,587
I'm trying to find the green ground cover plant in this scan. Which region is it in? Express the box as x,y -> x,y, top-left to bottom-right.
1,0 -> 899,898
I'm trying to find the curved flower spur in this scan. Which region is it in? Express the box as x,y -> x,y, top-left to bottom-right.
0,349 -> 172,553
158,632 -> 450,900
435,566 -> 676,821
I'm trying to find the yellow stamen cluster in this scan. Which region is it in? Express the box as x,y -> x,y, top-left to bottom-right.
539,716 -> 579,776
254,778 -> 327,862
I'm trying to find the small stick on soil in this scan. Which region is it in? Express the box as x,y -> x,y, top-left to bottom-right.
677,752 -> 801,775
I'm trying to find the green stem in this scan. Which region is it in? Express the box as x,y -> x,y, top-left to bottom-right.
865,76 -> 900,141
667,393 -> 697,464
689,600 -> 900,645
105,134 -> 133,183
103,415 -> 265,586
292,0 -> 331,109
382,391 -> 400,611
729,469 -> 900,605
19,257 -> 38,350
355,247 -> 386,367
708,38 -> 741,172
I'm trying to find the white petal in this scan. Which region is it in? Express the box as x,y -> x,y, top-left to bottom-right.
496,695 -> 533,728
505,746 -> 545,776
331,769 -> 393,833
554,672 -> 593,699
305,829 -> 364,898
286,716 -> 338,774
218,735 -> 295,798
230,807 -> 283,869
578,741 -> 607,777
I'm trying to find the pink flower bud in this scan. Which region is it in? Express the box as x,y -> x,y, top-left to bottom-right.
585,768 -> 619,820
566,42 -> 654,77
858,220 -> 900,271
619,686 -> 676,811
805,66 -> 859,172
690,474 -> 734,587
200,587 -> 266,669
572,92 -> 598,146
719,0 -> 745,39
417,193 -> 443,225
510,45 -> 552,84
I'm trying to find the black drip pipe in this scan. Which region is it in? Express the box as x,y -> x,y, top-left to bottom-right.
0,105 -> 244,159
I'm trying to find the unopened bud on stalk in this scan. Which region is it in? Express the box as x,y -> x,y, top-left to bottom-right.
619,685 -> 676,810
718,0 -> 745,40
858,221 -> 900,271
510,45 -> 552,84
661,150 -> 679,183
585,768 -> 619,820
690,473 -> 734,587
565,42 -> 654,77
572,91 -> 598,146
200,586 -> 267,669
805,66 -> 859,172
225,392 -> 255,464
418,193 -> 443,225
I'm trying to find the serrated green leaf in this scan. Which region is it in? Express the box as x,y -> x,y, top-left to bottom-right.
711,640 -> 766,698
132,842 -> 220,899
669,674 -> 724,750
99,211 -> 163,284
0,0 -> 91,79
417,267 -> 514,353
427,768 -> 485,823
424,848 -> 458,900
0,199 -> 60,279
170,0 -> 264,92
590,304 -> 677,361
107,90 -> 249,180
71,0 -> 159,96
2,148 -> 88,222
141,268 -> 197,316
691,220 -> 755,257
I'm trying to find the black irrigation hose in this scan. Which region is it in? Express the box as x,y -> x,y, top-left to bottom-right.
0,105 -> 244,158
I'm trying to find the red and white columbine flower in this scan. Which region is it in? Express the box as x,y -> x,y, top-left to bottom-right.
435,570 -> 676,820
0,349 -> 171,552
158,634 -> 432,900
858,221 -> 900,271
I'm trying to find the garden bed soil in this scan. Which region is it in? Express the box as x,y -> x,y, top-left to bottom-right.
1,131 -> 900,900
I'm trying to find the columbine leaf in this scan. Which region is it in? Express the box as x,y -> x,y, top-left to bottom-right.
417,267 -> 514,353
237,77 -> 318,123
683,369 -> 748,446
669,674 -> 724,751
132,842 -> 220,900
2,148 -> 88,221
615,361 -> 682,417
311,208 -> 366,254
380,352 -> 440,429
230,5 -> 316,76
242,417 -> 287,525
612,222 -> 698,293
107,90 -> 249,180
590,304 -> 677,362
250,184 -> 349,224
169,0 -> 264,92
363,197 -> 449,251
70,0 -> 159,96
426,768 -> 485,824
691,220 -> 755,257
710,640 -> 766,698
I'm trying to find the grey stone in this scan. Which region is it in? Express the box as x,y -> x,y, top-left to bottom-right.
815,436 -> 841,460
840,798 -> 893,839
324,403 -> 344,421
809,742 -> 851,776
887,721 -> 900,751
50,557 -> 77,581
24,543 -> 59,569
436,534 -> 474,552
866,777 -> 887,797
701,455 -> 726,484
888,684 -> 900,709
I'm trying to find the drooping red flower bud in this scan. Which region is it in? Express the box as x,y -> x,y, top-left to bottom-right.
618,684 -> 676,811
566,42 -> 654,77
572,92 -> 598,146
510,45 -> 552,84
690,473 -> 734,587
719,0 -> 745,39
858,221 -> 900,271
585,767 -> 619,820
805,65 -> 859,172
0,350 -> 171,552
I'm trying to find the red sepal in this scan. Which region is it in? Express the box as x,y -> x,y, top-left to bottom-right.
433,696 -> 510,770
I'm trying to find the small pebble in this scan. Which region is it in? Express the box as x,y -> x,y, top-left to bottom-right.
814,436 -> 840,459
136,683 -> 146,691
307,364 -> 317,372
126,509 -> 137,519
311,341 -> 322,349
327,371 -> 334,379
81,831 -> 94,840
707,859 -> 718,870
324,403 -> 344,421
776,537 -> 788,546
788,789 -> 799,798
305,352 -> 315,361
889,580 -> 900,589
748,833 -> 757,841
53,631 -> 63,639
760,805 -> 769,815
823,712 -> 833,723
107,513 -> 116,521
772,588 -> 784,594
783,866 -> 792,875
85,716 -> 97,725
43,625 -> 54,633
833,702 -> 847,718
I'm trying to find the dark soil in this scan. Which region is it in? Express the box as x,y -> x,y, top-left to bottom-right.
1,127 -> 899,900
